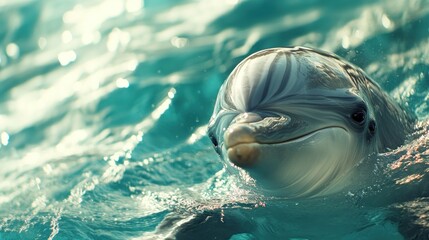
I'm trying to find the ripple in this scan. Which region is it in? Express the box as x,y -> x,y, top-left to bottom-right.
0,0 -> 428,238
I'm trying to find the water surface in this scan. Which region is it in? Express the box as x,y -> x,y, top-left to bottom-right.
0,0 -> 428,239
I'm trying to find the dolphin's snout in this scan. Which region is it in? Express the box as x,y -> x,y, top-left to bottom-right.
224,112 -> 289,167
224,122 -> 260,167
225,112 -> 262,148
225,124 -> 255,147
227,143 -> 259,168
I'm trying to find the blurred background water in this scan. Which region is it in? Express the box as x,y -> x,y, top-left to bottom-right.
0,0 -> 428,239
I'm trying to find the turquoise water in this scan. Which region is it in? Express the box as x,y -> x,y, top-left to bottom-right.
0,0 -> 429,239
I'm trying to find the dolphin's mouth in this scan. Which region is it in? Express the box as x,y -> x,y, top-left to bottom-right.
226,126 -> 347,148
225,126 -> 348,167
259,126 -> 348,145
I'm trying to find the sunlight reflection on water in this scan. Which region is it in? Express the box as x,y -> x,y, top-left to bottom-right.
0,0 -> 428,239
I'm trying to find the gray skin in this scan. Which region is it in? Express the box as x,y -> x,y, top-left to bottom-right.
208,46 -> 415,198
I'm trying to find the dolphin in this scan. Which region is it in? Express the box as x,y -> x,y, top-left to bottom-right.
207,46 -> 415,198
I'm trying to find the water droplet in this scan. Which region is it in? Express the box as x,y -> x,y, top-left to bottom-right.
381,14 -> 393,29
6,43 -> 19,59
168,88 -> 176,98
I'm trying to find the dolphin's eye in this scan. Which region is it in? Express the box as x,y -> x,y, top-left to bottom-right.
351,110 -> 366,124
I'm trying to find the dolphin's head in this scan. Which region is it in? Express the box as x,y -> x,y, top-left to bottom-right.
208,47 -> 378,198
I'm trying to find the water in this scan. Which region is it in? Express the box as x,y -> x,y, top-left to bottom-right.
0,0 -> 428,239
